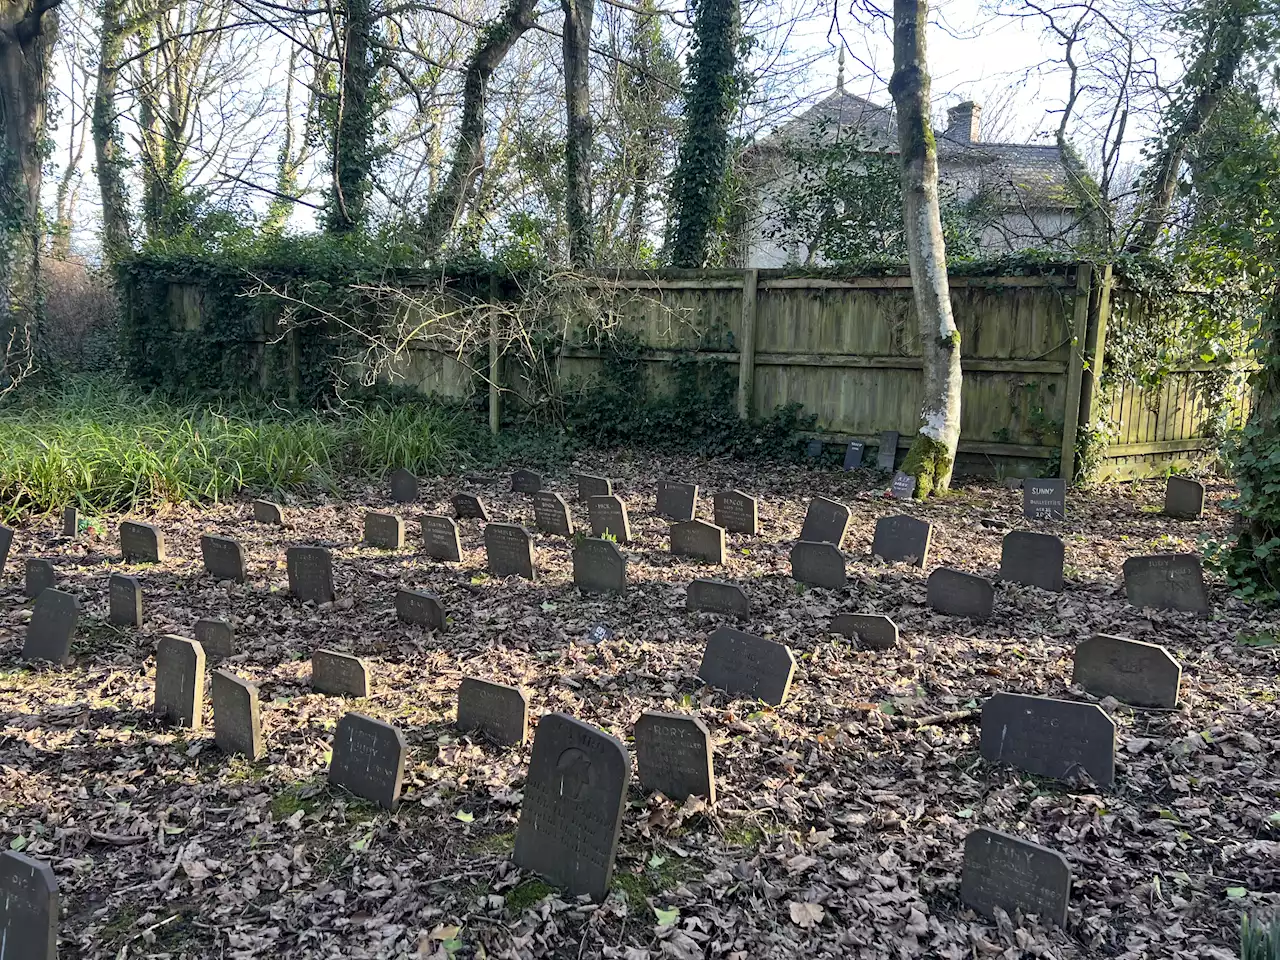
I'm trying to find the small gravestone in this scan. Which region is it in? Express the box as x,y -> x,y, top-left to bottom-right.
511,469 -> 543,493
452,492 -> 490,521
670,520 -> 726,564
843,441 -> 865,470
999,531 -> 1065,592
927,568 -> 994,619
961,828 -> 1070,928
572,538 -> 627,593
154,635 -> 206,729
889,471 -> 917,500
396,588 -> 445,630
1123,554 -> 1209,615
713,490 -> 759,535
22,589 -> 79,663
485,523 -> 536,580
328,712 -> 407,810
363,512 -> 405,550
0,524 -> 12,575
287,546 -> 334,604
1024,479 -> 1067,522
790,541 -> 847,589
513,713 -> 629,901
109,574 -> 142,627
877,431 -> 899,471
698,626 -> 796,706
805,438 -> 824,458
871,515 -> 933,567
0,850 -> 58,960
575,473 -> 613,501
981,692 -> 1115,787
24,559 -> 54,599
1165,476 -> 1206,520
421,515 -> 462,561
532,490 -> 574,537
212,669 -> 265,760
588,495 -> 632,543
62,505 -> 79,538
656,480 -> 698,521
253,499 -> 284,525
389,468 -> 419,503
312,649 -> 371,697
195,618 -> 235,659
686,579 -> 749,617
121,520 -> 165,563
635,711 -> 715,802
799,497 -> 851,547
200,534 -> 247,582
457,678 -> 528,745
1072,634 -> 1182,708
830,613 -> 899,650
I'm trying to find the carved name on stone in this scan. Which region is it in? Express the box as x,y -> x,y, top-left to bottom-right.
484,523 -> 536,580
697,627 -> 795,706
212,669 -> 265,760
999,531 -> 1065,592
109,574 -> 142,627
421,515 -> 462,561
980,692 -> 1115,788
396,588 -> 445,630
790,541 -> 846,589
328,712 -> 407,810
312,649 -> 371,698
154,635 -> 206,730
871,515 -> 933,567
457,677 -> 528,746
588,496 -> 632,543
287,546 -> 334,604
656,480 -> 698,521
572,538 -> 627,593
961,828 -> 1071,927
799,497 -> 851,547
686,578 -> 749,617
670,520 -> 726,564
200,534 -> 247,582
1122,554 -> 1209,615
830,613 -> 898,650
121,521 -> 165,563
713,490 -> 759,535
22,589 -> 79,663
1072,634 -> 1181,708
635,711 -> 715,803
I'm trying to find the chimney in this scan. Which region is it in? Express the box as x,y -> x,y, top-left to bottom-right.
946,101 -> 981,143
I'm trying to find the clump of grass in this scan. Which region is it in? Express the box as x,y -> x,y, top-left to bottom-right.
1243,913 -> 1280,960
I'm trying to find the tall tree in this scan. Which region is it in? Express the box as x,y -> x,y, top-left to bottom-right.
92,0 -> 133,262
324,0 -> 378,233
561,0 -> 592,264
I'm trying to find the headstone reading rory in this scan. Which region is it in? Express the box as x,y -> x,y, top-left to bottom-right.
844,440 -> 865,470
575,473 -> 613,501
799,497 -> 851,547
389,468 -> 419,503
961,828 -> 1071,928
154,635 -> 206,730
670,520 -> 726,564
328,712 -> 407,810
572,538 -> 627,593
200,534 -> 247,582
0,524 -> 12,576
452,492 -> 490,521
872,514 -> 933,567
1164,476 -> 1206,520
999,531 -> 1065,592
513,713 -> 629,901
927,568 -> 995,619
195,618 -> 234,659
889,471 -> 917,500
877,430 -> 899,471
121,520 -> 166,563
656,480 -> 699,521
420,515 -> 463,562
511,469 -> 543,494
532,490 -> 574,537
1072,634 -> 1181,708
286,546 -> 335,604
252,499 -> 284,525
1023,479 -> 1067,522
212,669 -> 265,760
830,613 -> 899,650
62,505 -> 79,538
686,578 -> 749,618
790,541 -> 847,589
0,850 -> 58,960
312,650 -> 371,698
22,589 -> 79,663
980,692 -> 1115,788
1122,554 -> 1209,615
24,559 -> 55,599
698,626 -> 796,706
635,711 -> 715,802
363,512 -> 405,550
395,588 -> 445,630
456,677 -> 529,746
713,490 -> 759,535
109,574 -> 143,627
588,495 -> 632,543
485,523 -> 536,580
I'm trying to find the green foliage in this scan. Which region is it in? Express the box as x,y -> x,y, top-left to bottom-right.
1242,913 -> 1280,960
900,434 -> 953,499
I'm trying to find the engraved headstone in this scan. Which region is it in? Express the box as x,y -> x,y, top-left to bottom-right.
790,541 -> 847,589
253,499 -> 284,525
575,473 -> 613,501
1164,476 -> 1206,520
109,574 -> 142,627
889,471 -> 917,500
328,712 -> 407,809
513,713 -> 629,901
686,578 -> 749,617
363,511 -> 405,550
286,546 -> 334,604
634,711 -> 715,803
961,828 -> 1070,928
452,492 -> 490,521
799,497 -> 851,547
871,514 -> 933,567
532,490 -> 574,537
670,519 -> 726,564
1072,634 -> 1181,708
195,618 -> 235,659
22,588 -> 79,663
572,538 -> 627,593
421,514 -> 462,561
1023,479 -> 1067,522
588,495 -> 632,543
1122,554 -> 1209,615
805,438 -> 824,458
877,430 -> 899,471
697,626 -> 796,706
981,692 -> 1115,787
121,520 -> 165,563
312,649 -> 371,697
389,468 -> 419,503
212,669 -> 265,760
62,505 -> 79,538
200,534 -> 247,582
512,469 -> 543,493
457,677 -> 528,745
830,613 -> 899,650
0,524 -> 12,575
927,567 -> 995,619
656,480 -> 698,521
24,558 -> 54,599
396,588 -> 445,630
484,523 -> 536,580
154,635 -> 205,729
999,531 -> 1065,592
843,440 -> 865,470
713,490 -> 759,535
0,850 -> 58,960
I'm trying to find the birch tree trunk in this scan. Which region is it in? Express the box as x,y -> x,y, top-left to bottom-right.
562,0 -> 593,265
888,0 -> 961,498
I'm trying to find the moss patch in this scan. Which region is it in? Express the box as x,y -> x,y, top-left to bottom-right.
901,434 -> 955,499
505,879 -> 554,912
467,829 -> 514,855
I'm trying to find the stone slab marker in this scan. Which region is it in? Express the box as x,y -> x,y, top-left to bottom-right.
121,521 -> 165,563
877,430 -> 899,471
212,669 -> 265,760
843,441 -> 865,470
889,472 -> 917,500
513,713 -> 629,901
588,495 -> 632,543
287,546 -> 335,604
634,711 -> 715,803
927,568 -> 995,619
154,635 -> 206,730
999,531 -> 1065,592
790,541 -> 846,589
195,619 -> 235,659
871,515 -> 933,567
396,588 -> 445,630
1164,476 -> 1205,519
1072,634 -> 1181,708
452,493 -> 490,521
363,512 -> 405,550
686,579 -> 749,617
0,524 -> 12,576
575,473 -> 613,501
22,589 -> 79,663
698,627 -> 796,706
109,574 -> 142,627
457,678 -> 529,745
200,534 -> 247,582
511,469 -> 543,493
0,849 -> 58,960
799,497 -> 851,547
62,506 -> 79,538
961,828 -> 1070,927
421,515 -> 462,561
24,559 -> 55,599
329,712 -> 407,810
713,490 -> 759,535
389,468 -> 419,503
670,520 -> 726,564
830,613 -> 899,650
312,650 -> 371,697
532,491 -> 574,536
572,538 -> 627,593
485,523 -> 536,580
253,499 -> 284,525
1024,479 -> 1067,522
656,480 -> 698,521
981,692 -> 1115,788
1122,554 -> 1209,615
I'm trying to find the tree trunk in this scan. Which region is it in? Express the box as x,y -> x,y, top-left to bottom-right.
325,0 -> 376,233
562,0 -> 593,265
888,0 -> 961,498
93,0 -> 132,263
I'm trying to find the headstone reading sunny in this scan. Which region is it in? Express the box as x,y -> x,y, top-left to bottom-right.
24,559 -> 54,599
634,711 -> 715,802
420,515 -> 462,561
999,531 -> 1065,592
572,538 -> 627,593
844,440 -> 865,470
484,523 -> 536,580
109,574 -> 142,627
871,515 -> 933,567
980,692 -> 1115,788
0,850 -> 58,960
532,490 -> 575,537
396,588 -> 445,630
790,541 -> 847,589
328,712 -> 407,810
799,497 -> 851,547
212,669 -> 265,760
286,546 -> 334,604
389,468 -> 419,503
670,520 -> 726,564
22,589 -> 79,663
154,635 -> 206,730
713,490 -> 759,535
698,627 -> 796,706
511,469 -> 543,494
575,473 -> 613,501
121,520 -> 165,563
656,480 -> 699,521
1072,634 -> 1181,708
1023,479 -> 1067,522
62,505 -> 79,538
686,578 -> 749,618
889,471 -> 917,500
0,524 -> 12,576
513,713 -> 629,901
252,499 -> 284,525
961,828 -> 1071,928
312,649 -> 371,697
588,495 -> 632,543
927,568 -> 995,619
452,492 -> 490,521
877,430 -> 899,471
195,618 -> 234,659
363,512 -> 405,550
830,613 -> 899,650
1122,554 -> 1209,615
200,534 -> 247,582
456,677 -> 529,746
1164,476 -> 1206,520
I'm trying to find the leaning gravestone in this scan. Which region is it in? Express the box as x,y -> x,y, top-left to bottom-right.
0,523 -> 12,576
62,505 -> 79,538
121,521 -> 165,563
844,440 -> 866,470
698,627 -> 796,706
363,512 -> 405,550
635,711 -> 715,802
286,546 -> 335,604
22,589 -> 79,663
981,692 -> 1115,788
575,473 -> 613,501
329,712 -> 407,810
1122,554 -> 1209,615
961,828 -> 1071,928
195,618 -> 234,659
588,495 -> 632,543
1072,634 -> 1181,708
790,541 -> 847,589
154,635 -> 206,730
457,677 -> 528,745
0,850 -> 58,960
389,468 -> 419,503
877,430 -> 899,471
24,559 -> 55,599
485,523 -> 536,580
1164,476 -> 1206,520
670,520 -> 726,564
713,490 -> 759,535
513,713 -> 629,901
109,574 -> 142,627
312,650 -> 371,697
799,497 -> 851,547
532,490 -> 575,536
999,531 -> 1065,592
871,514 -> 933,567
252,499 -> 284,525
927,568 -> 995,619
212,669 -> 265,760
1024,479 -> 1067,522
889,471 -> 917,500
686,578 -> 749,617
452,492 -> 490,521
511,468 -> 543,493
421,515 -> 463,562
200,534 -> 247,582
572,538 -> 627,593
830,613 -> 899,650
396,588 -> 445,630
656,480 -> 699,521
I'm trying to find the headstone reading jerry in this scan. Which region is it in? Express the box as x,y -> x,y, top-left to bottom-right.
421,515 -> 462,562
484,523 -> 536,580
22,589 -> 79,663
0,850 -> 58,960
575,473 -> 613,501
635,711 -> 715,803
698,626 -> 796,706
212,669 -> 265,760
871,514 -> 933,567
396,588 -> 445,630
713,490 -> 759,535
312,650 -> 371,697
686,578 -> 749,618
513,713 -> 629,901
286,546 -> 334,604
200,534 -> 247,582
843,440 -> 866,470
999,531 -> 1065,592
572,538 -> 627,593
195,618 -> 235,659
532,490 -> 574,537
24,559 -> 55,599
670,520 -> 726,564
109,574 -> 142,627
1024,479 -> 1067,522
154,635 -> 206,730
363,511 -> 405,550
1164,476 -> 1206,520
889,471 -> 917,500
1122,554 -> 1209,615
1072,634 -> 1181,708
0,524 -> 12,576
799,497 -> 851,547
961,828 -> 1071,928
790,541 -> 847,589
457,677 -> 529,746
927,567 -> 995,620
252,499 -> 284,525
62,505 -> 79,538
877,430 -> 899,471
328,712 -> 407,810
830,613 -> 899,650
656,481 -> 699,522
980,692 -> 1115,788
389,468 -> 419,503
511,469 -> 543,494
588,495 -> 632,543
121,520 -> 165,563
452,492 -> 490,522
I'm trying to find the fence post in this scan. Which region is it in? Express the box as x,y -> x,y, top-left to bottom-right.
737,269 -> 759,419
1059,263 -> 1095,482
1076,262 -> 1113,440
488,275 -> 501,435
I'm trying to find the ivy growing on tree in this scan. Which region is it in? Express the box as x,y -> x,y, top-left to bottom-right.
323,0 -> 382,234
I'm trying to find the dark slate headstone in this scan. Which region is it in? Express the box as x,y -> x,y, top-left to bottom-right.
0,850 -> 58,960
805,438 -> 824,458
656,480 -> 698,521
927,567 -> 995,619
121,520 -> 165,563
1122,554 -> 1209,615
200,534 -> 247,582
363,512 -> 405,550
421,515 -> 462,561
575,473 -> 613,501
871,514 -> 933,567
154,635 -> 206,730
0,524 -> 12,576
312,649 -> 371,698
329,712 -> 407,810
1023,479 -> 1067,522
485,523 -> 536,580
24,559 -> 55,599
532,490 -> 574,537
889,471 -> 917,500
252,499 -> 284,525
1072,634 -> 1182,708
109,574 -> 142,627
686,578 -> 749,617
877,430 -> 899,471
588,495 -> 632,543
586,623 -> 614,644
457,677 -> 529,746
452,492 -> 490,521
843,441 -> 865,470
697,626 -> 796,706
670,520 -> 726,564
799,497 -> 851,547
396,588 -> 445,630
389,468 -> 419,503
62,505 -> 79,538
195,618 -> 235,659
999,531 -> 1065,592
511,469 -> 543,494
572,538 -> 627,593
1164,476 -> 1206,520
212,669 -> 265,760
287,546 -> 335,604
635,711 -> 715,802
961,828 -> 1071,928
713,490 -> 759,535
830,613 -> 899,650
790,540 -> 847,589
22,588 -> 79,663
513,713 -> 629,901
980,692 -> 1115,788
